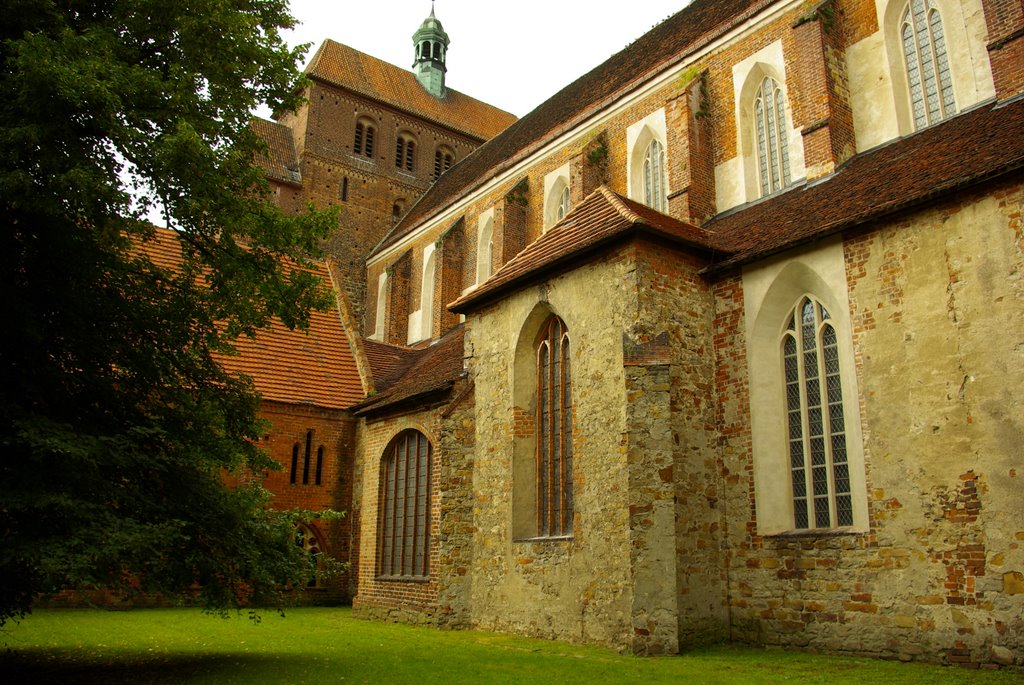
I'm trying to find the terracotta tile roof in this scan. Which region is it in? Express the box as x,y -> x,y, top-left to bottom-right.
138,227 -> 365,410
375,0 -> 770,255
306,40 -> 517,142
362,338 -> 421,391
353,326 -> 466,416
703,96 -> 1024,273
251,117 -> 301,185
450,186 -> 726,313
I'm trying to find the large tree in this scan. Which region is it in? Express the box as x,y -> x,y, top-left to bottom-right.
0,0 -> 337,623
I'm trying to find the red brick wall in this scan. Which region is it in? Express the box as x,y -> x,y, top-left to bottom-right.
351,409 -> 446,619
256,401 -> 357,601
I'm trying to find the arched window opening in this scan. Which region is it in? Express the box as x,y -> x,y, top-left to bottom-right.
315,445 -> 324,486
294,524 -> 322,588
340,177 -> 349,202
376,430 -> 432,579
477,217 -> 494,283
782,297 -> 853,529
354,118 -> 376,157
433,148 -> 454,179
420,249 -> 436,340
643,139 -> 666,212
557,185 -> 570,222
395,134 -> 416,172
290,443 -> 299,484
755,76 -> 792,197
302,430 -> 312,485
901,0 -> 955,129
536,316 -> 574,537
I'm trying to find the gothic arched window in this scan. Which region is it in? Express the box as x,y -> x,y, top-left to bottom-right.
643,139 -> 666,212
536,316 -> 573,537
782,297 -> 853,529
755,76 -> 791,197
900,0 -> 955,130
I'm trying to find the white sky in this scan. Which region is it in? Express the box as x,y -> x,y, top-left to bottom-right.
282,0 -> 690,117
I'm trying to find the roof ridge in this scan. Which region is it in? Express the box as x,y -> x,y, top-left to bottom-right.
598,185 -> 644,224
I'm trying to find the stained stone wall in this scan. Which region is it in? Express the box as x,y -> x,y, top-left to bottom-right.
717,180 -> 1024,667
463,238 -> 727,653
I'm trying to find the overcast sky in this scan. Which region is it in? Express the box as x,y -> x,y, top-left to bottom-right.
282,0 -> 691,117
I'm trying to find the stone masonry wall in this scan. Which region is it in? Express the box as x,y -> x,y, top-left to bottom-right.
631,240 -> 729,648
716,180 -> 1024,667
465,249 -> 639,649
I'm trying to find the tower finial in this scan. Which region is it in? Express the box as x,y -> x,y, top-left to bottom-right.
412,2 -> 450,98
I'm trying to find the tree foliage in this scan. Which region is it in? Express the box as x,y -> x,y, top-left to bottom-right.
0,0 -> 338,623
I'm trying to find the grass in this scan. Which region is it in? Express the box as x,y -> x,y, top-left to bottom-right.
1,608 -> 1019,684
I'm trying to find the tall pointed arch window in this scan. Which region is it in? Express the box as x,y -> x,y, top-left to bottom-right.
377,430 -> 432,579
536,316 -> 573,537
901,0 -> 955,130
556,185 -> 570,222
782,297 -> 853,529
643,139 -> 666,212
755,77 -> 791,197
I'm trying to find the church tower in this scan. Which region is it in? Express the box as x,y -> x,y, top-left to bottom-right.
412,3 -> 450,98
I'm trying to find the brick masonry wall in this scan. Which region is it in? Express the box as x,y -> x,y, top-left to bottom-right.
255,401 -> 357,602
714,179 -> 1024,666
271,79 -> 491,335
350,394 -> 473,625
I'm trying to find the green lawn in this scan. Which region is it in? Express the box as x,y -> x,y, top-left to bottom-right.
0,608 -> 1018,684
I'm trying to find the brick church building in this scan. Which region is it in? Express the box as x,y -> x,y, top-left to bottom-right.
228,0 -> 1023,666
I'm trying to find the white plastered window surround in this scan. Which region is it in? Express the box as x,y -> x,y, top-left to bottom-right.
742,239 -> 869,535
372,271 -> 388,340
731,42 -> 806,205
408,244 -> 436,344
476,208 -> 494,285
879,0 -> 994,136
543,164 -> 571,231
626,109 -> 668,211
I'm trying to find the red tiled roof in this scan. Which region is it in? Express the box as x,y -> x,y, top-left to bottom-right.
251,117 -> 301,186
450,186 -> 727,313
138,227 -> 365,410
362,338 -> 421,391
353,326 -> 466,416
305,40 -> 517,143
375,0 -> 771,255
703,96 -> 1024,272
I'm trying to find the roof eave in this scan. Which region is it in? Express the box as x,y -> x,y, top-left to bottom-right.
701,158 -> 1024,278
451,223 -> 724,315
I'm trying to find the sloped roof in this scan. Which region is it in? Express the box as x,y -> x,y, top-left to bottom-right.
251,117 -> 301,185
703,96 -> 1024,272
362,338 -> 421,391
139,227 -> 365,410
353,326 -> 466,416
374,0 -> 771,255
450,186 -> 727,313
305,40 -> 517,142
